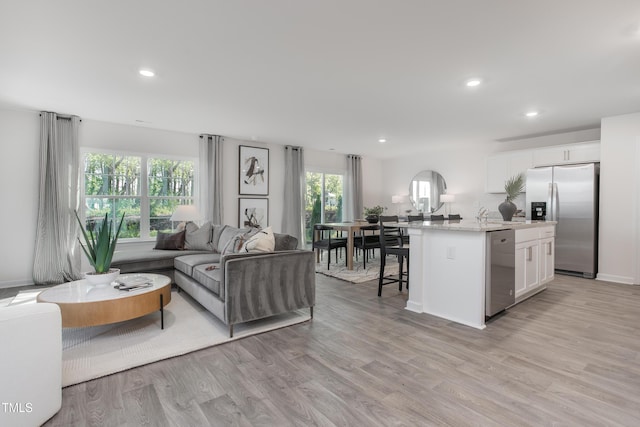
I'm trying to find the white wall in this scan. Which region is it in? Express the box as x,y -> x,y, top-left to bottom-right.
598,112 -> 640,284
0,109 -> 40,287
380,122 -> 639,286
5,104 -> 633,287
305,148 -> 383,219
0,109 -> 380,287
380,142 -> 524,221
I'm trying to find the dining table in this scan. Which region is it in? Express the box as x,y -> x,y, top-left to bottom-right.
317,221 -> 375,270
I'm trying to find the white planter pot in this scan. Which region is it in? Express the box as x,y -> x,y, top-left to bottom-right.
84,268 -> 120,286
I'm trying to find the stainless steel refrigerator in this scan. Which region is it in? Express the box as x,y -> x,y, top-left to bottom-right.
525,163 -> 599,278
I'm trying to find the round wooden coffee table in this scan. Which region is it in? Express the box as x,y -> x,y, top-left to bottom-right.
37,273 -> 171,328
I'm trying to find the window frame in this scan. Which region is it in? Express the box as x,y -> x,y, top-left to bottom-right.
80,148 -> 199,242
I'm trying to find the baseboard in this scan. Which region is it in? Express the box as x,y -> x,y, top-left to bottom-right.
596,273 -> 637,285
0,278 -> 34,289
405,300 -> 423,313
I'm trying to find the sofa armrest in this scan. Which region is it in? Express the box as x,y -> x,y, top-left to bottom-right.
222,250 -> 315,325
0,303 -> 62,426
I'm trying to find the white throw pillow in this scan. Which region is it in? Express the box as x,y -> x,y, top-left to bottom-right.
242,227 -> 275,253
221,228 -> 259,255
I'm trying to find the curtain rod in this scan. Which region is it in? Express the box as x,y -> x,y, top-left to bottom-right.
39,112 -> 82,122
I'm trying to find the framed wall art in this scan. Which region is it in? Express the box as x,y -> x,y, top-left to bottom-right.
238,198 -> 269,229
239,145 -> 269,195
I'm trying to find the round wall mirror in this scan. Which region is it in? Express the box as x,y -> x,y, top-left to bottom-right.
409,170 -> 447,213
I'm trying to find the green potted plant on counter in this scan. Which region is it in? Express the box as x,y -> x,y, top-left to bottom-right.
75,210 -> 125,285
363,205 -> 386,223
499,173 -> 525,221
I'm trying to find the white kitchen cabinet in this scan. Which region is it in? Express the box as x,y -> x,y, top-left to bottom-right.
514,226 -> 555,301
486,142 -> 600,194
515,240 -> 540,298
532,141 -> 600,166
539,237 -> 555,285
485,151 -> 534,193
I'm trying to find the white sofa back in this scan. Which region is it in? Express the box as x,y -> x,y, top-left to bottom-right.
0,302 -> 62,427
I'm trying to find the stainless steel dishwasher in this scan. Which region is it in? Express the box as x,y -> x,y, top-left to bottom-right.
485,229 -> 515,317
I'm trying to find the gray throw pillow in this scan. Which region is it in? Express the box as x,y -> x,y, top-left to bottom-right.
185,221 -> 213,251
154,230 -> 186,250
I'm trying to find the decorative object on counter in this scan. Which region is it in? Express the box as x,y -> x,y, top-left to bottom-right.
499,173 -> 525,221
363,205 -> 386,223
440,193 -> 455,217
75,210 -> 125,285
476,207 -> 489,224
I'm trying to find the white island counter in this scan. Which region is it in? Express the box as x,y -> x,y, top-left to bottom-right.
399,220 -> 556,329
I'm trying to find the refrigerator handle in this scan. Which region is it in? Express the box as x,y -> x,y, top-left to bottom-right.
547,183 -> 554,220
553,183 -> 559,221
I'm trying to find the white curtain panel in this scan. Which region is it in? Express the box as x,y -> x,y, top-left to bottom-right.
199,135 -> 223,224
33,112 -> 81,284
344,154 -> 363,221
282,146 -> 305,248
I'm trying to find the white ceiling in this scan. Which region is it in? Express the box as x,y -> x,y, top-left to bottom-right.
1,1 -> 639,158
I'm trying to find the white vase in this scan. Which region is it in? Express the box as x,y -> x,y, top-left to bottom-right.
84,268 -> 120,286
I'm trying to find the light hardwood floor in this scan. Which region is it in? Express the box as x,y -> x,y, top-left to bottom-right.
5,274 -> 640,426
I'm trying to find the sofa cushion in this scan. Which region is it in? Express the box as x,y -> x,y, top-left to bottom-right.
192,263 -> 223,299
175,253 -> 221,276
112,249 -> 210,274
242,227 -> 275,253
185,221 -> 213,251
154,230 -> 186,250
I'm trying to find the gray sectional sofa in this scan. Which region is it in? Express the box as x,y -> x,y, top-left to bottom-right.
111,223 -> 316,336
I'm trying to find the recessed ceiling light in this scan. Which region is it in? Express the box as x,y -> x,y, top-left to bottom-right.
139,69 -> 155,77
378,138 -> 387,143
466,78 -> 482,87
525,111 -> 539,118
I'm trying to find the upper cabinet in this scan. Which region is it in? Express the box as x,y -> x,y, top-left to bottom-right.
486,141 -> 600,193
532,141 -> 600,166
485,151 -> 534,193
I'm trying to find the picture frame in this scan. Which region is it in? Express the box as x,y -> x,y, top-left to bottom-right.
239,145 -> 269,195
238,198 -> 269,229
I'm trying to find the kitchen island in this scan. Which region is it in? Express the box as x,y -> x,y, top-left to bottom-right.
399,220 -> 556,329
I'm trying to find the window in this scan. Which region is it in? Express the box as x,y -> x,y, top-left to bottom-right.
83,152 -> 196,240
304,171 -> 343,244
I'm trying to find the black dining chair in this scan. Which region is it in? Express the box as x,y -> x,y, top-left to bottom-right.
407,214 -> 424,222
379,215 -> 399,225
312,224 -> 347,269
378,223 -> 409,296
447,214 -> 461,221
429,214 -> 445,221
353,224 -> 380,268
380,215 -> 409,245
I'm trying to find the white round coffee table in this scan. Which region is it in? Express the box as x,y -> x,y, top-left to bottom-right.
37,273 -> 171,329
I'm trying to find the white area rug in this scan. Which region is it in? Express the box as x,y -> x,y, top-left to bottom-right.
8,290 -> 311,387
314,252 -> 400,283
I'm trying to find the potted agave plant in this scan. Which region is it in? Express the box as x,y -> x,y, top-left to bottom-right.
499,173 -> 525,221
75,211 -> 125,285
